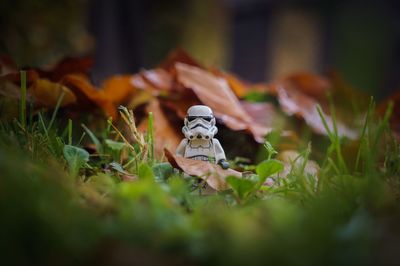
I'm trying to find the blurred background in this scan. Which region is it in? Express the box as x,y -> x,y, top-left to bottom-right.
0,0 -> 399,99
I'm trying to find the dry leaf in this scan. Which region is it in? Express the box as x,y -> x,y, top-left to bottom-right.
31,78 -> 76,107
377,90 -> 400,141
212,69 -> 249,98
158,48 -> 203,71
271,84 -> 358,140
175,63 -> 272,142
165,148 -> 241,191
0,69 -> 39,87
38,56 -> 93,81
101,75 -> 136,105
61,74 -> 117,119
240,101 -> 277,128
141,69 -> 173,91
284,72 -> 331,100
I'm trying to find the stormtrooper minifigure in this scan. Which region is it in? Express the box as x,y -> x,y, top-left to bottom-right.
176,105 -> 230,169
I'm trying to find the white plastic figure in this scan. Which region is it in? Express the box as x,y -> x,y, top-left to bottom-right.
176,105 -> 230,169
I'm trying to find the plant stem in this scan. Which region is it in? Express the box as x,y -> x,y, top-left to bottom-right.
19,70 -> 27,129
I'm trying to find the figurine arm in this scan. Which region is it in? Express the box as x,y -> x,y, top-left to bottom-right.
176,138 -> 188,157
213,138 -> 229,169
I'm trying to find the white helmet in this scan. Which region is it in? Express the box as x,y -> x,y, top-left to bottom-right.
182,105 -> 218,140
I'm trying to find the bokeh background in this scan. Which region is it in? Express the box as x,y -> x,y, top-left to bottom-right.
1,0 -> 399,98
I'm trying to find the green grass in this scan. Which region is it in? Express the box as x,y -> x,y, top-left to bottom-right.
0,81 -> 399,265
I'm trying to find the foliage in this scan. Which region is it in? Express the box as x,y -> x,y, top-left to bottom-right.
1,58 -> 400,266
1,87 -> 399,266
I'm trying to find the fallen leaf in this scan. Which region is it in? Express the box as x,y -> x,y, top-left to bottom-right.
175,63 -> 272,142
240,101 -> 277,128
158,48 -> 203,71
271,84 -> 358,139
0,69 -> 39,87
161,89 -> 202,119
284,72 -> 331,100
212,69 -> 250,98
61,74 -> 117,119
38,56 -> 93,81
101,75 -> 136,105
165,148 -> 241,191
0,55 -> 17,75
31,78 -> 76,107
141,68 -> 173,91
377,90 -> 400,141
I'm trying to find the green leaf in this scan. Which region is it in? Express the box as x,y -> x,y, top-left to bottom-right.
105,139 -> 126,151
138,163 -> 154,180
81,124 -> 103,154
256,159 -> 284,184
263,141 -> 278,160
226,176 -> 257,200
152,162 -> 174,182
63,145 -> 90,177
110,162 -> 130,175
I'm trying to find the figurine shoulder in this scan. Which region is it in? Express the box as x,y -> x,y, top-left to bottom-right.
179,138 -> 189,145
212,138 -> 221,144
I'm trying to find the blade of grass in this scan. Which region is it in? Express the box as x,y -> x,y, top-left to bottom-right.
81,123 -> 103,154
19,70 -> 27,129
317,104 -> 348,174
77,132 -> 86,146
355,97 -> 374,172
47,90 -> 65,131
68,119 -> 72,145
147,112 -> 154,165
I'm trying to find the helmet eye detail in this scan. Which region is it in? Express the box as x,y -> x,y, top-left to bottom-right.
187,116 -> 213,122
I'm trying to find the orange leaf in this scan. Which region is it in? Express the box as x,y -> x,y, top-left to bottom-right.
165,148 -> 241,191
61,74 -> 117,119
31,78 -> 76,107
100,75 -> 136,105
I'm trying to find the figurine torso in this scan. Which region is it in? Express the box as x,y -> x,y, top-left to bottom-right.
184,138 -> 215,162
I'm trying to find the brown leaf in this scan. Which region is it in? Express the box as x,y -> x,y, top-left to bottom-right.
140,68 -> 173,91
31,78 -> 76,107
100,75 -> 136,105
270,84 -> 358,140
165,148 -> 241,191
158,48 -> 203,71
61,74 -> 117,119
283,72 -> 331,100
377,90 -> 400,141
212,69 -> 250,98
0,69 -> 39,87
0,55 -> 17,75
175,63 -> 272,142
38,56 -> 93,82
240,101 -> 277,128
